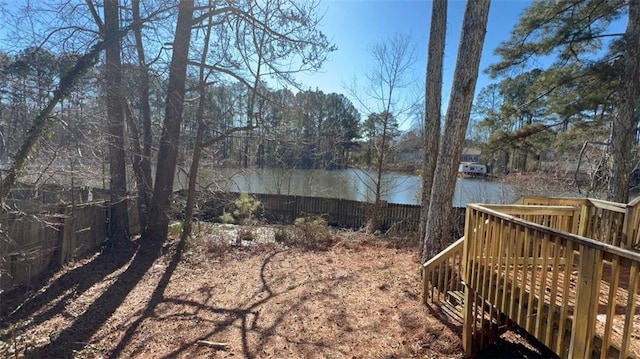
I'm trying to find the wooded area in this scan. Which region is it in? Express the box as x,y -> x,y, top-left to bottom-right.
1,1 -> 640,357
0,0 -> 637,253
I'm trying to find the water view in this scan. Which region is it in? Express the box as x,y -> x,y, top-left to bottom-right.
177,167 -> 519,207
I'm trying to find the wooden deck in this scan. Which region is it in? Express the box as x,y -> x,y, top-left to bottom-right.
422,197 -> 640,358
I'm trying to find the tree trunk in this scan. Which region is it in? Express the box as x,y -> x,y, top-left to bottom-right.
145,0 -> 195,241
183,0 -> 213,240
419,0 -> 447,237
422,0 -> 490,261
182,112 -> 205,240
607,1 -> 640,203
367,120 -> 388,233
131,0 -> 154,231
105,0 -> 130,243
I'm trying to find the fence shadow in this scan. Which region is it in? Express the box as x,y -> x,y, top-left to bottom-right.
2,241 -> 137,328
21,238 -> 164,358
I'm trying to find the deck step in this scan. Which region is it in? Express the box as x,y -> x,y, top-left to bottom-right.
447,290 -> 465,307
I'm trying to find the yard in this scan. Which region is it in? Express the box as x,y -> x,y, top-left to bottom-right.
1,224 -> 549,358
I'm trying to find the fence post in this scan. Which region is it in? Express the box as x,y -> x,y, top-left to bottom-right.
568,245 -> 602,359
58,203 -> 70,265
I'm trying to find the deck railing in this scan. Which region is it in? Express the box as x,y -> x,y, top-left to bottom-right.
462,203 -> 640,358
422,196 -> 640,358
421,237 -> 465,311
518,196 -> 636,248
421,205 -> 578,310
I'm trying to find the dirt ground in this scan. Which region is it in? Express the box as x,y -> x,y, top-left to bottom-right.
0,224 -> 554,358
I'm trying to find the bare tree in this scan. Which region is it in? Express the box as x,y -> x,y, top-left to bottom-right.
422,0 -> 491,261
104,0 -> 130,243
347,33 -> 418,232
180,0 -> 334,239
419,0 -> 447,237
145,0 -> 195,242
128,0 -> 156,232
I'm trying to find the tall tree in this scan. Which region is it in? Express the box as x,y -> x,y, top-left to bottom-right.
129,0 -> 155,232
104,0 -> 130,243
144,0 -> 195,242
182,0 -> 216,241
608,0 -> 640,203
487,0 -> 631,200
422,0 -> 491,260
419,0 -> 447,237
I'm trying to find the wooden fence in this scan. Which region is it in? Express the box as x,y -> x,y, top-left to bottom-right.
197,191 -> 458,232
0,200 -> 138,292
2,191 -> 438,293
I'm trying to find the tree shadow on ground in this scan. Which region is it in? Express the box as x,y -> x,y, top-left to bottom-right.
7,240 -> 436,358
108,249 -> 352,359
20,238 -> 166,359
2,240 -> 138,328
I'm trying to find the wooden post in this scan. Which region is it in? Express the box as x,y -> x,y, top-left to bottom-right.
619,262 -> 639,358
571,207 -> 581,235
58,204 -> 71,264
630,198 -> 640,248
622,203 -> 635,249
462,206 -> 474,357
577,204 -> 590,238
568,245 -> 602,359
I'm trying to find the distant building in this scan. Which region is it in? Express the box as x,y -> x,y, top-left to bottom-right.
461,147 -> 481,163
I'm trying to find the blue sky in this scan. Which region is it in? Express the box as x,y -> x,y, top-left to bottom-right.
295,0 -> 534,126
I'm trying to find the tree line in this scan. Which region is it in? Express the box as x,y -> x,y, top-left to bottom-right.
0,0 -> 638,264
469,0 -> 639,201
0,47 -> 369,171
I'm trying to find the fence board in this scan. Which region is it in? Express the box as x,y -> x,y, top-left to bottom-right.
200,191 -> 424,231
1,200 -> 139,292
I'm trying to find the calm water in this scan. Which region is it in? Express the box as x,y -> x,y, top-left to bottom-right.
177,167 -> 518,207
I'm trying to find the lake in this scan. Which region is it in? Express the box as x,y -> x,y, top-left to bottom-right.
177,167 -> 519,207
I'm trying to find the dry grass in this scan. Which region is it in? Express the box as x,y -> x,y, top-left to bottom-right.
0,224 -> 550,358
0,227 -> 464,358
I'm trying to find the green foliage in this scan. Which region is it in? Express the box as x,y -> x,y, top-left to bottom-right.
218,193 -> 261,225
219,211 -> 235,224
168,222 -> 183,237
488,0 -> 626,77
233,192 -> 261,224
472,0 -> 628,175
362,111 -> 400,167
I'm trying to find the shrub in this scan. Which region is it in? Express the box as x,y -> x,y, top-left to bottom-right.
168,222 -> 183,237
219,211 -> 235,224
277,215 -> 335,250
236,228 -> 255,244
232,192 -> 261,225
218,193 -> 262,225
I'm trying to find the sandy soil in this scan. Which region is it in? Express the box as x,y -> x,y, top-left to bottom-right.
0,224 -> 553,358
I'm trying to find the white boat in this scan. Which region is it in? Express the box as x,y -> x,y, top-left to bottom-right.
458,162 -> 487,178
